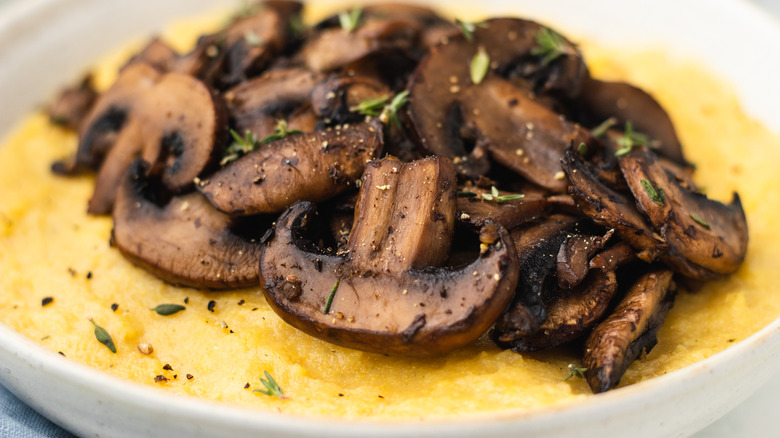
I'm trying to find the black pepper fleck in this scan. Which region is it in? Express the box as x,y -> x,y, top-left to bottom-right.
41,297 -> 54,307
163,364 -> 173,371
184,297 -> 190,304
208,300 -> 216,312
154,375 -> 169,383
238,299 -> 245,306
111,303 -> 119,312
244,383 -> 251,389
58,351 -> 65,356
86,271 -> 93,280
186,374 -> 194,380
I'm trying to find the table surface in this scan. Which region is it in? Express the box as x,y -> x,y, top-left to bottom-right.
0,0 -> 778,437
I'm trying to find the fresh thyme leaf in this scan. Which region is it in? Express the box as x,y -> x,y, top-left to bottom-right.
221,129 -> 259,166
323,279 -> 340,314
454,18 -> 488,42
470,47 -> 490,85
253,370 -> 285,398
690,213 -> 711,229
379,90 -> 410,128
640,178 -> 665,206
350,95 -> 390,117
457,191 -> 478,198
339,6 -> 363,33
491,185 -> 500,198
89,319 -> 116,353
151,304 -> 186,316
577,142 -> 588,156
532,27 -> 569,66
614,121 -> 650,157
564,363 -> 587,381
480,186 -> 525,203
260,120 -> 303,144
591,117 -> 617,138
243,30 -> 263,47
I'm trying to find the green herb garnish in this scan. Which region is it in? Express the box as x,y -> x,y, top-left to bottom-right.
351,95 -> 390,117
564,363 -> 587,381
576,142 -> 588,156
339,6 -> 363,33
591,117 -> 617,138
640,178 -> 665,206
614,122 -> 650,157
151,304 -> 186,316
481,186 -> 525,203
531,27 -> 570,66
244,30 -> 263,47
455,18 -> 488,42
221,129 -> 260,166
690,213 -> 711,229
470,47 -> 490,85
352,91 -> 410,128
260,120 -> 303,144
89,318 -> 116,353
457,190 -> 478,198
323,279 -> 340,314
253,370 -> 285,398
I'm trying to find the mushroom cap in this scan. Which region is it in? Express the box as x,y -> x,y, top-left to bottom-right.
260,201 -> 519,356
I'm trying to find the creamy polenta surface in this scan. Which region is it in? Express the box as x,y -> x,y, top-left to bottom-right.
1,11 -> 779,420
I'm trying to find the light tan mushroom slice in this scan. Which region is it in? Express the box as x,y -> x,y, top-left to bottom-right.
584,269 -> 676,393
199,121 -> 383,215
88,117 -> 143,215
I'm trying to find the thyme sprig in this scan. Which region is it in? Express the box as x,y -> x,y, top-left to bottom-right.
564,363 -> 587,381
591,117 -> 618,138
470,47 -> 490,85
351,95 -> 390,117
253,370 -> 285,398
640,178 -> 665,206
690,213 -> 711,229
455,18 -> 488,42
352,91 -> 410,128
339,6 -> 363,33
89,318 -> 116,354
323,279 -> 340,314
261,119 -> 303,144
532,27 -> 571,66
221,129 -> 260,166
151,304 -> 186,316
460,186 -> 525,203
614,122 -> 650,157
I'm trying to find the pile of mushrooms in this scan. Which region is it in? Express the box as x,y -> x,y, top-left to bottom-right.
49,1 -> 748,393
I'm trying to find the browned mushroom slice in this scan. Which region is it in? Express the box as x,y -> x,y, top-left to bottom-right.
47,74 -> 98,131
495,270 -> 618,352
139,72 -> 228,193
76,63 -> 160,170
261,158 -> 518,355
578,78 -> 685,165
112,159 -> 264,289
461,77 -> 592,192
557,228 -> 614,290
562,146 -> 666,262
457,189 -> 551,230
87,117 -> 143,215
584,269 -> 676,393
225,68 -> 323,138
122,37 -> 179,73
618,147 -> 748,280
493,215 -> 579,339
199,121 -> 383,215
589,241 -> 637,272
302,18 -> 420,72
310,74 -> 390,125
347,156 -> 456,271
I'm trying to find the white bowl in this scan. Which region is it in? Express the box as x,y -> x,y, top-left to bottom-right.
1,1 -> 779,437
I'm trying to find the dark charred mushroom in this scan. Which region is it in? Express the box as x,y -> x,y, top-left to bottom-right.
112,159 -> 264,289
495,270 -> 618,352
139,72 -> 229,193
456,188 -> 550,230
224,68 -> 323,138
584,269 -> 677,393
260,157 -> 519,355
618,147 -> 748,279
46,74 -> 98,131
310,74 -> 390,125
589,241 -> 637,272
556,228 -> 614,290
199,120 -> 383,215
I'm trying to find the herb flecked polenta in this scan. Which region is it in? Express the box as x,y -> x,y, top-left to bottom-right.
0,12 -> 779,420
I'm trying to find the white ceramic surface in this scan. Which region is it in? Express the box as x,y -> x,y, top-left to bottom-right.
1,1 -> 779,437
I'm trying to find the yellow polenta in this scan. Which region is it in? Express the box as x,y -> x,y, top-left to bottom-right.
1,11 -> 779,420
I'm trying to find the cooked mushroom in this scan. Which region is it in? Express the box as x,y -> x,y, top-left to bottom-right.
495,270 -> 618,352
556,228 -> 614,290
260,157 -> 519,355
583,269 -> 677,393
122,37 -> 179,73
589,241 -> 637,272
139,72 -> 229,193
46,74 -> 98,131
225,68 -> 323,138
618,147 -> 748,279
310,74 -> 390,125
87,117 -> 143,214
199,120 -> 383,215
112,159 -> 265,289
456,188 -> 551,230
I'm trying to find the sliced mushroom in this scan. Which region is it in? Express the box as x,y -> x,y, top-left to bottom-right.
310,74 -> 390,125
493,214 -> 579,338
495,270 -> 618,352
122,37 -> 179,73
225,68 -> 323,138
46,74 -> 98,131
260,157 -> 518,355
87,117 -> 143,214
112,159 -> 265,289
618,147 -> 748,279
76,63 -> 160,170
556,228 -> 614,290
583,269 -> 676,393
199,121 -> 383,215
139,72 -> 229,192
456,189 -> 551,230
589,241 -> 637,272
562,146 -> 666,262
